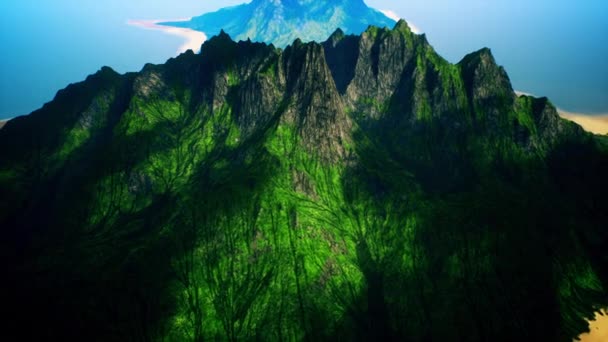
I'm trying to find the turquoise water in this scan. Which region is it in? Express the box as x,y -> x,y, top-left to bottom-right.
0,0 -> 606,119
0,1 -> 242,119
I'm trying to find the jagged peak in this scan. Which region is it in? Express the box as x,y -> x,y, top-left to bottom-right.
361,21 -> 419,43
201,29 -> 235,49
530,96 -> 553,112
458,47 -> 496,67
286,37 -> 326,53
216,29 -> 233,42
362,25 -> 390,39
284,38 -> 325,60
458,46 -> 515,110
458,47 -> 509,85
518,93 -> 554,112
98,66 -> 117,75
201,29 -> 238,57
328,28 -> 345,43
140,62 -> 159,73
292,37 -> 303,47
323,27 -> 360,49
393,19 -> 413,34
85,66 -> 120,83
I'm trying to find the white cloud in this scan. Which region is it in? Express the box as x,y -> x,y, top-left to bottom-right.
379,9 -> 422,34
379,9 -> 400,22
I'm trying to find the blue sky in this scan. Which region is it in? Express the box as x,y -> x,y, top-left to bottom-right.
0,0 -> 606,118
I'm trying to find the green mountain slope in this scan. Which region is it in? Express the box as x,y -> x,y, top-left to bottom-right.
1,21 -> 607,341
162,0 -> 395,48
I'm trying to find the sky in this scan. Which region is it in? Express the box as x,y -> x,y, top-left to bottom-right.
0,0 -> 607,119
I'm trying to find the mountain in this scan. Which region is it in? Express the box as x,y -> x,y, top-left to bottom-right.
2,21 -> 608,341
162,0 -> 396,47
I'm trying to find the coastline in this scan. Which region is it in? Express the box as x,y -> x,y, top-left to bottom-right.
127,19 -> 207,54
577,309 -> 608,342
0,118 -> 11,130
558,111 -> 608,135
515,91 -> 608,135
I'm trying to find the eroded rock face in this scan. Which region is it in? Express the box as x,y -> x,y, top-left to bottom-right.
281,40 -> 352,161
339,24 -> 419,119
120,21 -> 579,165
459,48 -> 515,131
532,97 -> 584,146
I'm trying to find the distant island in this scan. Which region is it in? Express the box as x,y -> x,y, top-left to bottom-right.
160,0 -> 396,48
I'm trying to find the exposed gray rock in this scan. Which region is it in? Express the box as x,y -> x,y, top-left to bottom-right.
281,40 -> 352,161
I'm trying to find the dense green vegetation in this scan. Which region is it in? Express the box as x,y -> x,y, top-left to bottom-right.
1,22 -> 607,341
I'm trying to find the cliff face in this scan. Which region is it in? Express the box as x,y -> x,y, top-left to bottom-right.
1,21 -> 607,341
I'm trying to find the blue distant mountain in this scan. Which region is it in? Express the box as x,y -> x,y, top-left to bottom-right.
162,0 -> 395,47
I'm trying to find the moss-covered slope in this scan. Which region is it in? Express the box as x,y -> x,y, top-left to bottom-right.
1,21 -> 607,341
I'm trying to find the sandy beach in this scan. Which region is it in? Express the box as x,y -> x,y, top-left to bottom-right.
127,19 -> 207,54
577,310 -> 608,342
0,119 -> 9,130
558,111 -> 608,135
